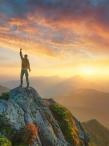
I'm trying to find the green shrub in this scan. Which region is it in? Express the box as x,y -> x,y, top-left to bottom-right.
12,123 -> 38,146
0,136 -> 12,146
0,119 -> 16,140
50,104 -> 74,145
0,92 -> 9,100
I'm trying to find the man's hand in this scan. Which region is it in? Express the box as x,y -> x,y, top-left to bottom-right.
29,68 -> 31,72
20,48 -> 23,59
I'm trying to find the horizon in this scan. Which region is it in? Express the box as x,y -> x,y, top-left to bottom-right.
0,75 -> 109,129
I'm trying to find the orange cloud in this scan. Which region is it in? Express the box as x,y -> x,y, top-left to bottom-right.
1,8 -> 109,60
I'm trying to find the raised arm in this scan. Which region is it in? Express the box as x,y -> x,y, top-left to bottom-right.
20,48 -> 23,59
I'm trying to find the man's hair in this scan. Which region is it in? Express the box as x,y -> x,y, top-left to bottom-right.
24,54 -> 28,58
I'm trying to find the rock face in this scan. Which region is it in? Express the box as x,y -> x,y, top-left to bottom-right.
0,87 -> 89,146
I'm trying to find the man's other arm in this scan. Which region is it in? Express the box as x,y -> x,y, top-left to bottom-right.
28,60 -> 31,72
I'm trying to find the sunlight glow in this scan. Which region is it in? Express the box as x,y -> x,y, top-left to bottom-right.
79,66 -> 96,76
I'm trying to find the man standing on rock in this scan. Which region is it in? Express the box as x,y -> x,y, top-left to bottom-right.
20,48 -> 31,88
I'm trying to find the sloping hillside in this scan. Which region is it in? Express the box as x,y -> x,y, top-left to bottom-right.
82,119 -> 109,146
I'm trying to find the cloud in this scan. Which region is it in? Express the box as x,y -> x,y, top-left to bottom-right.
0,0 -> 109,58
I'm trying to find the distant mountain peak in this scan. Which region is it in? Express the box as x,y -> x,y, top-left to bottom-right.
82,119 -> 109,146
86,119 -> 100,124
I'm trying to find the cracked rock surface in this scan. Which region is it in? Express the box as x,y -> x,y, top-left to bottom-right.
0,87 -> 89,146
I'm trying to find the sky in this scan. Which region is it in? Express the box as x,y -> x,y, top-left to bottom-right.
1,0 -> 109,127
1,0 -> 109,80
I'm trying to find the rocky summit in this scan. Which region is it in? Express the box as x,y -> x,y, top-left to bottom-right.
0,87 -> 89,146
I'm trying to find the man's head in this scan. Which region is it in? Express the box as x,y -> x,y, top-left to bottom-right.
24,54 -> 28,59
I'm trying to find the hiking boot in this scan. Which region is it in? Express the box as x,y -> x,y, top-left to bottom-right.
26,82 -> 29,88
19,84 -> 22,88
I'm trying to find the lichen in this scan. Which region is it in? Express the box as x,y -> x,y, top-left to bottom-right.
0,136 -> 12,146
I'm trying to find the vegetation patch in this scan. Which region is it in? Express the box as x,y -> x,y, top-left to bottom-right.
0,92 -> 9,100
0,136 -> 12,146
0,118 -> 16,140
0,118 -> 38,146
12,123 -> 38,146
50,103 -> 79,145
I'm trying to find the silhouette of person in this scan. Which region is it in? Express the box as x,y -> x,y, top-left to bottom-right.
20,48 -> 31,88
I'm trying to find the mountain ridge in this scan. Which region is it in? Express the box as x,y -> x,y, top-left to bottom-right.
0,86 -> 89,146
0,85 -> 9,95
1,78 -> 109,128
82,119 -> 109,146
54,88 -> 109,128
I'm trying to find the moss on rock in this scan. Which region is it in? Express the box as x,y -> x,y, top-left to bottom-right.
0,136 -> 12,146
50,103 -> 80,145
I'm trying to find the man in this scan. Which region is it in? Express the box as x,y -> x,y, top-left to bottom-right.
20,48 -> 31,88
